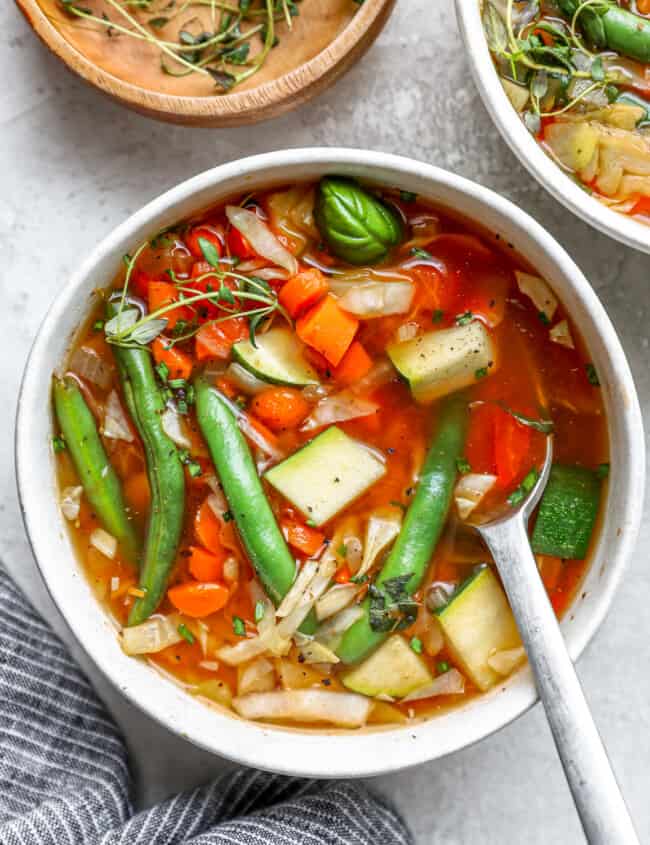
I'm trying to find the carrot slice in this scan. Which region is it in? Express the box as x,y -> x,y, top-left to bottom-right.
167,581 -> 229,618
333,341 -> 373,386
279,269 -> 329,318
195,317 -> 248,361
148,281 -> 190,330
195,500 -> 223,554
296,295 -> 359,367
188,545 -> 226,582
251,387 -> 311,432
152,337 -> 193,381
280,518 -> 325,557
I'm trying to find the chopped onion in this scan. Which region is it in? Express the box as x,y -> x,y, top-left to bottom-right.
422,618 -> 444,657
515,271 -> 558,321
236,258 -> 268,273
297,640 -> 340,665
395,321 -> 420,343
358,507 -> 402,577
487,646 -> 526,676
199,660 -> 220,672
103,391 -> 134,443
238,657 -> 276,696
426,581 -> 456,611
276,554 -> 338,639
276,559 -> 319,618
69,346 -> 112,389
161,406 -> 192,449
90,527 -> 117,560
232,689 -> 371,727
402,668 -> 465,702
316,583 -> 359,621
329,280 -> 414,318
60,485 -> 83,521
301,391 -> 379,432
549,319 -> 575,349
454,473 -> 498,520
223,557 -> 239,583
225,363 -> 270,395
252,267 -> 290,282
226,205 -> 298,275
122,614 -> 182,655
315,605 -> 364,645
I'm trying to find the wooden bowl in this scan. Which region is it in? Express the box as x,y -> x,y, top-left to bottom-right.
16,0 -> 395,127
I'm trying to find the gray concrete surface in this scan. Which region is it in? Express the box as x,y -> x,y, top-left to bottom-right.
1,1 -> 648,842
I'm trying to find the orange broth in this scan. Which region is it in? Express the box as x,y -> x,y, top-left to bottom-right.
53,182 -> 608,727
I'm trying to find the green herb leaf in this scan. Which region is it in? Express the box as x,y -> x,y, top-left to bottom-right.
410,246 -> 432,260
455,311 -> 474,326
336,543 -> 348,558
232,616 -> 246,636
507,467 -> 539,506
475,367 -> 488,380
456,457 -> 471,474
596,462 -> 610,479
498,403 -> 554,434
482,1 -> 508,53
410,636 -> 423,654
178,623 -> 195,644
156,361 -> 170,382
431,309 -> 444,323
206,68 -> 236,91
538,311 -> 551,326
223,509 -> 234,523
222,42 -> 250,64
591,56 -> 605,82
93,320 -> 104,332
199,237 -> 221,268
254,601 -> 265,623
436,661 -> 450,674
130,319 -> 168,345
400,190 -> 417,203
585,363 -> 600,386
52,435 -> 67,453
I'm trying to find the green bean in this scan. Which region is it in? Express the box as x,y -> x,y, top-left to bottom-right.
194,376 -> 315,632
336,396 -> 468,665
108,305 -> 185,626
53,376 -> 139,564
558,0 -> 650,63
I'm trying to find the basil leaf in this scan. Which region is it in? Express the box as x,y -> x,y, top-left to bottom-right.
314,176 -> 403,265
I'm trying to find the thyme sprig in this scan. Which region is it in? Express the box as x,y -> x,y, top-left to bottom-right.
57,0 -> 305,92
484,0 -> 616,125
105,235 -> 289,349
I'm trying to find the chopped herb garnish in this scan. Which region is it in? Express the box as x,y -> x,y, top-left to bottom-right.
475,367 -> 488,380
178,448 -> 202,478
400,190 -> 417,203
177,623 -> 195,645
254,601 -> 265,623
52,435 -> 67,453
92,320 -> 104,332
336,543 -> 348,558
596,462 -> 610,480
585,364 -> 600,387
436,661 -> 450,674
305,519 -> 317,527
410,636 -> 423,654
538,311 -> 551,326
350,573 -> 369,585
199,237 -> 220,268
232,616 -> 246,637
455,311 -> 474,326
456,457 -> 471,474
168,378 -> 187,389
497,403 -> 554,434
222,510 -> 234,523
431,309 -> 444,323
389,499 -> 407,513
155,361 -> 169,383
507,468 -> 539,506
410,247 -> 432,260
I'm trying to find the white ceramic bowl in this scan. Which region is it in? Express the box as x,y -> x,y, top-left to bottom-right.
455,1 -> 650,255
16,149 -> 645,778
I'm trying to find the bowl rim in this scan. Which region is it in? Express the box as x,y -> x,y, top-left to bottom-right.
15,0 -> 394,126
454,0 -> 650,256
15,148 -> 646,778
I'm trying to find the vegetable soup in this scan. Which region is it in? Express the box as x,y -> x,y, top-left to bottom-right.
483,0 -> 650,224
52,177 -> 607,729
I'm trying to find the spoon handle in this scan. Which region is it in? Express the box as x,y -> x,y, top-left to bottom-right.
480,514 -> 638,845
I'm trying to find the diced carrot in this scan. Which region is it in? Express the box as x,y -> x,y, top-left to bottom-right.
296,295 -> 359,367
280,519 -> 325,557
251,387 -> 311,432
123,471 -> 150,515
195,317 -> 248,361
333,341 -> 373,386
215,376 -> 238,398
334,564 -> 352,584
167,581 -> 229,618
148,281 -> 190,330
304,346 -> 332,375
152,337 -> 193,381
131,269 -> 154,299
188,545 -> 226,582
278,269 -> 329,318
637,0 -> 650,13
195,500 -> 223,554
185,225 -> 223,260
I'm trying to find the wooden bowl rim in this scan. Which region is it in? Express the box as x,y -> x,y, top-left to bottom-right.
16,0 -> 392,120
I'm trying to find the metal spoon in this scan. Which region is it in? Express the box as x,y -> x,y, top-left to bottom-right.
470,436 -> 638,844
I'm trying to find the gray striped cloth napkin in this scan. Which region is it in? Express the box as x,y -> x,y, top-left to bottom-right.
0,568 -> 412,845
